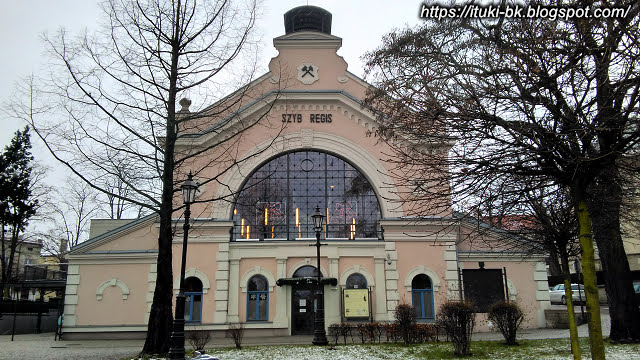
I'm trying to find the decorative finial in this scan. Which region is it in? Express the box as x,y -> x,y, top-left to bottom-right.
179,98 -> 192,112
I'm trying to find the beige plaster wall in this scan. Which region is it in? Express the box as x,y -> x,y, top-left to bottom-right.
74,264 -> 150,326
395,241 -> 448,309
171,241 -> 219,323
89,222 -> 158,253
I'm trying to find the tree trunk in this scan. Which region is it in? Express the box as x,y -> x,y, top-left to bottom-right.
141,5 -> 181,353
548,246 -> 563,277
141,210 -> 174,355
576,200 -> 605,360
560,247 -> 581,360
588,168 -> 640,342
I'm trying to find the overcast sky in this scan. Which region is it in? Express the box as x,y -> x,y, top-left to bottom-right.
0,0 -> 422,157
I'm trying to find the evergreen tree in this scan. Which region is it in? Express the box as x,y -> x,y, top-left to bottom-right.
0,127 -> 38,288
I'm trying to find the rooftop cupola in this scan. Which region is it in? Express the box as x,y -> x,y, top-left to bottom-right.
284,6 -> 332,35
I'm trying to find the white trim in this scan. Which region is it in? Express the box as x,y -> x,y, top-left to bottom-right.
339,265 -> 375,288
404,266 -> 441,292
96,278 -> 130,300
240,266 -> 276,292
173,268 -> 211,294
506,279 -> 518,301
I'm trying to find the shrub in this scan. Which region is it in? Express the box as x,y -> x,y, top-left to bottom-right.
394,303 -> 417,345
368,322 -> 383,343
329,324 -> 341,345
437,301 -> 475,356
488,301 -> 524,345
356,323 -> 368,343
228,322 -> 244,349
186,329 -> 212,351
339,323 -> 353,344
383,322 -> 399,343
412,323 -> 438,343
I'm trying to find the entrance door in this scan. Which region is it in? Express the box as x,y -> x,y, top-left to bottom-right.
292,283 -> 314,335
291,266 -> 321,335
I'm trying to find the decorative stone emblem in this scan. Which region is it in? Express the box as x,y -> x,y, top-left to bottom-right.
297,63 -> 319,84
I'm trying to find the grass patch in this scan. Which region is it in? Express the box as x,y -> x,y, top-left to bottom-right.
124,338 -> 640,360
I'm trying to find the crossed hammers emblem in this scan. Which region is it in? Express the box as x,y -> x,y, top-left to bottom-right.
301,65 -> 315,78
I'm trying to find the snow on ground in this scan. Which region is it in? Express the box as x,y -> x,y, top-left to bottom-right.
137,342 -> 640,360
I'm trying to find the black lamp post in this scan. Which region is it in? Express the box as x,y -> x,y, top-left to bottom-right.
311,206 -> 328,346
168,172 -> 198,360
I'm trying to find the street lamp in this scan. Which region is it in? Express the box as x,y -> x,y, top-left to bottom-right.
168,172 -> 198,360
311,206 -> 328,346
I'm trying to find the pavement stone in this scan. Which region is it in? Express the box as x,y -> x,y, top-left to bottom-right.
0,310 -> 611,360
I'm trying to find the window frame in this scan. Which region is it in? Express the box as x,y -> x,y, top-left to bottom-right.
411,274 -> 435,320
184,291 -> 203,323
246,275 -> 269,322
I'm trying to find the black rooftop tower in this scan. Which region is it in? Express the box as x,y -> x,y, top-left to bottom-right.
284,6 -> 332,35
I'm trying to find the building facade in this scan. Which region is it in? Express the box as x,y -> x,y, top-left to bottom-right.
62,6 -> 550,339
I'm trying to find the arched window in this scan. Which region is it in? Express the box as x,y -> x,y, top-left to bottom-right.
411,274 -> 434,320
247,275 -> 268,321
293,265 -> 321,278
233,151 -> 381,240
184,277 -> 203,323
346,273 -> 367,289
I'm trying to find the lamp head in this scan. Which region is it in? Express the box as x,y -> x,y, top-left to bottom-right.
181,171 -> 198,205
311,206 -> 324,231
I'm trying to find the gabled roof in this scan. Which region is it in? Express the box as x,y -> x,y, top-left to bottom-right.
69,213 -> 158,255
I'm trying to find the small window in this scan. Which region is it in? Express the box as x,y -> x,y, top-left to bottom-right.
346,273 -> 367,289
184,277 -> 203,323
247,275 -> 268,321
411,274 -> 434,320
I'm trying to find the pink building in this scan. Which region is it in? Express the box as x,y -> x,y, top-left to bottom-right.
63,6 -> 550,339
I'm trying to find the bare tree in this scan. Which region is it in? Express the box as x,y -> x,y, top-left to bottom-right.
33,177 -> 100,263
8,0 -> 283,355
364,2 -> 640,358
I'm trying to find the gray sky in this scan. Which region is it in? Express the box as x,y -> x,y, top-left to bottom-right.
0,0 -> 421,153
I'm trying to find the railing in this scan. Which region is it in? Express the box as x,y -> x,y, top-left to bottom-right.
23,265 -> 67,281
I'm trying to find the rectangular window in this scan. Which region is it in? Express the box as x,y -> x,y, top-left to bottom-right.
184,293 -> 202,323
247,291 -> 268,321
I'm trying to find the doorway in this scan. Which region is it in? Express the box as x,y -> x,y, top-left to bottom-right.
291,265 -> 320,335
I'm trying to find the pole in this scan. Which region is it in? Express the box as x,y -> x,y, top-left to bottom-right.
168,202 -> 191,360
312,227 -> 328,345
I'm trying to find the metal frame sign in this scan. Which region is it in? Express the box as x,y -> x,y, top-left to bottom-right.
343,288 -> 370,318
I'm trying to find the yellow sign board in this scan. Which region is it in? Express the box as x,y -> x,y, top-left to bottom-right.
343,288 -> 369,318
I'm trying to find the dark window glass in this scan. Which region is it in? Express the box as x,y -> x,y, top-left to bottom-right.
293,265 -> 321,278
412,274 -> 432,290
346,273 -> 367,289
233,151 -> 381,240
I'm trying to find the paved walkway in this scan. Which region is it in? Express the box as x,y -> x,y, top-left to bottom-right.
0,310 -> 611,360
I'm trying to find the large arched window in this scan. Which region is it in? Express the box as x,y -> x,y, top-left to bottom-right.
233,151 -> 381,241
247,275 -> 268,321
184,277 -> 203,323
411,274 -> 434,320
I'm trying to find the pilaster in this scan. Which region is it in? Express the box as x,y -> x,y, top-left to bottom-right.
226,259 -> 240,323
274,258 -> 288,327
384,242 -> 399,313
145,264 -> 157,324
374,258 -> 388,320
213,243 -> 230,323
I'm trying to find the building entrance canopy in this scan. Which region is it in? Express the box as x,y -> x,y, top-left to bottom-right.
275,277 -> 337,287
